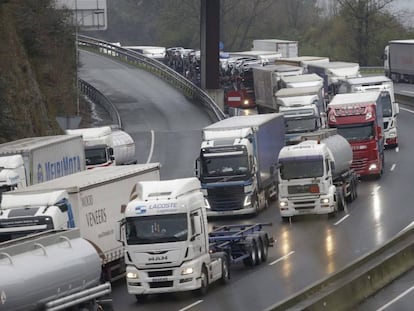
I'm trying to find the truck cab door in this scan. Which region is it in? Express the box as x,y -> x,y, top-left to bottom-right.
190,211 -> 205,256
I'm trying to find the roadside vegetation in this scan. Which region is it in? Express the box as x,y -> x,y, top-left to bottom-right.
1,0 -> 413,142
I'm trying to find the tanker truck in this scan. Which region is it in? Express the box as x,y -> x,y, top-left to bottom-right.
0,228 -> 112,311
66,126 -> 136,169
277,129 -> 359,221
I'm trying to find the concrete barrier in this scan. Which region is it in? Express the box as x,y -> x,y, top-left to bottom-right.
264,227 -> 414,311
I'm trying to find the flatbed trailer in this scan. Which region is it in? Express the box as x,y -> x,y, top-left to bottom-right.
209,223 -> 273,266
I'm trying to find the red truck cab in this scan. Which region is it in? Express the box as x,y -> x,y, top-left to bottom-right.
327,91 -> 385,178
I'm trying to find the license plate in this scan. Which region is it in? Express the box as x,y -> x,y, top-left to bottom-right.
152,277 -> 169,282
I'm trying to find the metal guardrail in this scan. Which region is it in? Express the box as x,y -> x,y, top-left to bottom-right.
76,35 -> 226,121
264,226 -> 414,311
78,79 -> 122,127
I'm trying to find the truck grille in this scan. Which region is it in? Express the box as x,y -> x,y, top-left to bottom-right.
148,270 -> 173,277
293,200 -> 317,210
208,185 -> 245,211
351,157 -> 368,174
149,281 -> 173,288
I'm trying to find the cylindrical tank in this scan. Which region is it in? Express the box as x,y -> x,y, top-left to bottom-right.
322,134 -> 353,177
0,234 -> 101,311
112,129 -> 136,165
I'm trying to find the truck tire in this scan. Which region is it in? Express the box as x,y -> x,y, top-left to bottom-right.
254,232 -> 269,263
195,266 -> 209,296
243,239 -> 258,267
252,194 -> 260,216
220,255 -> 231,285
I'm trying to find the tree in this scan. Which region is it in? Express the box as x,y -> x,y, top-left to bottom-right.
336,0 -> 394,65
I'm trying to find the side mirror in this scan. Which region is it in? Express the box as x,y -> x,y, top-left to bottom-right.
377,126 -> 383,139
194,158 -> 200,177
194,215 -> 202,235
115,220 -> 124,244
394,102 -> 399,115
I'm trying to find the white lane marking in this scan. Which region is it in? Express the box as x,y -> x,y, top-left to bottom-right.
400,106 -> 414,114
269,251 -> 295,266
179,300 -> 204,311
395,146 -> 399,153
334,214 -> 350,226
376,284 -> 414,311
146,130 -> 155,164
390,163 -> 396,171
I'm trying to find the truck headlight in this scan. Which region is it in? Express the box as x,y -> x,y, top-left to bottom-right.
243,195 -> 251,207
321,198 -> 329,204
369,164 -> 378,171
181,267 -> 194,275
279,201 -> 287,207
126,272 -> 139,279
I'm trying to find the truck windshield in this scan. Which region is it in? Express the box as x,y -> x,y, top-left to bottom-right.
284,117 -> 318,133
201,155 -> 249,177
279,158 -> 324,179
125,213 -> 188,244
333,123 -> 374,141
85,147 -> 108,165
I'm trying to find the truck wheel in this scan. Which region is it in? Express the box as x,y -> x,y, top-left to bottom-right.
220,255 -> 231,285
243,239 -> 258,267
258,233 -> 269,262
281,216 -> 290,223
255,237 -> 263,265
196,267 -> 209,296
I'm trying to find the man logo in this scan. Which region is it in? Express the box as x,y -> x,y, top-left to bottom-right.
148,255 -> 168,262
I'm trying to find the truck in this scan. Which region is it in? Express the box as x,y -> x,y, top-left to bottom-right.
66,126 -> 136,169
195,113 -> 285,216
0,163 -> 161,279
0,155 -> 26,199
275,56 -> 330,72
275,86 -> 327,144
384,40 -> 414,83
228,50 -> 282,63
253,64 -> 304,113
0,135 -> 85,188
327,91 -> 385,178
307,61 -> 361,102
277,129 -> 358,221
280,73 -> 324,89
116,177 -> 273,301
251,39 -> 298,58
337,75 -> 399,148
0,229 -> 112,311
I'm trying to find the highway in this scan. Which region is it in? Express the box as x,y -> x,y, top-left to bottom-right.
79,49 -> 414,311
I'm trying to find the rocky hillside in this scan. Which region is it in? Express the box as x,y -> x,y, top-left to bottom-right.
0,0 -> 78,143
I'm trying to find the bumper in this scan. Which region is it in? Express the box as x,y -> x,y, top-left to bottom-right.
279,196 -> 335,217
385,137 -> 398,147
126,266 -> 201,295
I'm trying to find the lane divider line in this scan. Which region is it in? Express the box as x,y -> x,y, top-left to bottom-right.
376,284 -> 414,311
334,214 -> 350,226
146,130 -> 155,164
269,251 -> 295,266
179,300 -> 204,311
399,106 -> 414,114
390,163 -> 396,171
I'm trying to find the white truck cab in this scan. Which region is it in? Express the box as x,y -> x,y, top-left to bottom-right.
0,189 -> 73,242
119,178 -> 224,299
117,177 -> 272,301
